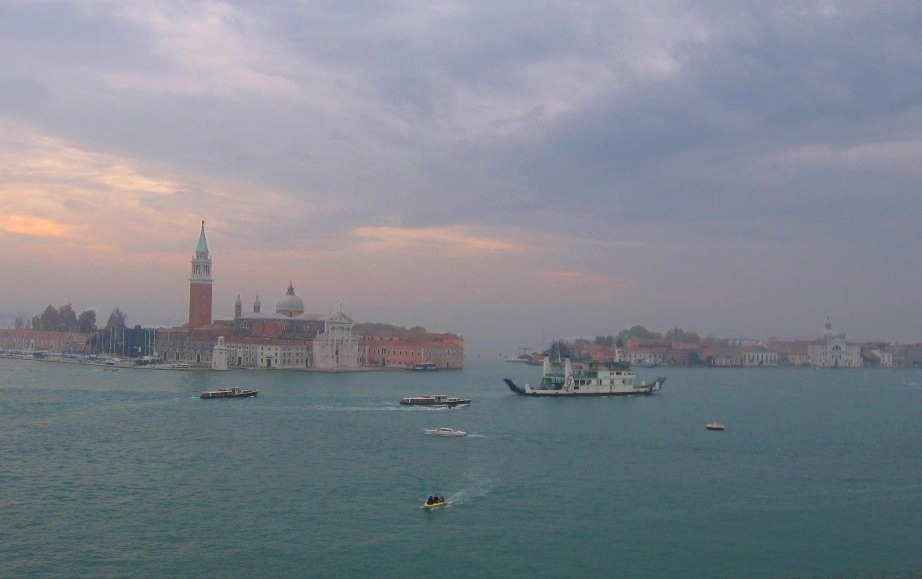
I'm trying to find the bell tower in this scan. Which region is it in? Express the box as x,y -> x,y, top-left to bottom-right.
188,220 -> 213,328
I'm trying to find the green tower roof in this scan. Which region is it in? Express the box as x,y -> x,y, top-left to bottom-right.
196,220 -> 208,253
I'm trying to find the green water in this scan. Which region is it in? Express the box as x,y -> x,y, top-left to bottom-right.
1,357 -> 920,578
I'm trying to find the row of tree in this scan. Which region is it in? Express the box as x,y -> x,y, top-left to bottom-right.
17,304 -> 98,333
595,325 -> 701,348
18,304 -> 129,337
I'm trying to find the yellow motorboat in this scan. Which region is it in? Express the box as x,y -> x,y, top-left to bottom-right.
422,498 -> 447,510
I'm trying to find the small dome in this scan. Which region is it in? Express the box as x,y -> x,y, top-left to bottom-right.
275,282 -> 304,317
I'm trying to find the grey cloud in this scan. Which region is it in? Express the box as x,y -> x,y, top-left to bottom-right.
474,2 -> 922,236
0,74 -> 49,112
3,0 -> 922,343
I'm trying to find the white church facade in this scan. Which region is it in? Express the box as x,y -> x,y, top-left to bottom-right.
808,318 -> 863,368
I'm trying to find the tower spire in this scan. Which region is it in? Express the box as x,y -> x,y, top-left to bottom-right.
196,220 -> 209,254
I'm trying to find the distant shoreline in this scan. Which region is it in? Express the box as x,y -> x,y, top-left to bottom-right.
0,353 -> 444,373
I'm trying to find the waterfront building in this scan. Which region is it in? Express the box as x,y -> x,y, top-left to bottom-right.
765,340 -> 812,366
808,318 -> 863,368
620,350 -> 662,366
710,349 -> 742,367
741,346 -> 779,367
0,329 -> 92,355
157,326 -> 217,365
861,346 -> 894,368
222,284 -> 359,369
356,325 -> 464,369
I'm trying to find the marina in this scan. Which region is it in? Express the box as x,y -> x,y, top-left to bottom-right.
2,357 -> 921,578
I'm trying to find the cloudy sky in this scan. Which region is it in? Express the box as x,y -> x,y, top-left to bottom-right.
1,0 -> 920,353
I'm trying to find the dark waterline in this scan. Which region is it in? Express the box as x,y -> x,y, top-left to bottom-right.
2,357 -> 921,578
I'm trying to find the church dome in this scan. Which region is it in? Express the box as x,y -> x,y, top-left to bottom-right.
275,282 -> 305,317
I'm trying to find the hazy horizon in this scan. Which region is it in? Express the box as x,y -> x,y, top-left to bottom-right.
2,1 -> 920,354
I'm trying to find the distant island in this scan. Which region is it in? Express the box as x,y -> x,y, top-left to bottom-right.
0,222 -> 464,371
509,319 -> 920,368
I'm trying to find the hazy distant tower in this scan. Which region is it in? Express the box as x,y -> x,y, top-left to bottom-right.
188,220 -> 213,328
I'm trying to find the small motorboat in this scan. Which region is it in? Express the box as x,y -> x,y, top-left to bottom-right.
400,394 -> 471,407
422,496 -> 447,510
200,387 -> 258,399
706,422 -> 725,431
424,427 -> 466,437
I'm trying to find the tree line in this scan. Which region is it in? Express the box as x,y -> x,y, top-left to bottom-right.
16,304 -> 97,333
595,325 -> 701,348
17,304 -> 129,336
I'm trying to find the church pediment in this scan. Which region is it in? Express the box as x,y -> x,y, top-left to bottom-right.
326,312 -> 354,324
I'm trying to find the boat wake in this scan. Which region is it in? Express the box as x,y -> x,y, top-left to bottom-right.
311,405 -> 435,412
448,472 -> 496,506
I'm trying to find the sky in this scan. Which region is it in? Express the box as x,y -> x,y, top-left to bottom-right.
1,0 -> 921,354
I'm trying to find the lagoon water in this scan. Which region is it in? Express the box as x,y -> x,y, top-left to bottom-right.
2,357 -> 921,578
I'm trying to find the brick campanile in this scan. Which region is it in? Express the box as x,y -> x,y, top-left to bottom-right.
188,220 -> 213,328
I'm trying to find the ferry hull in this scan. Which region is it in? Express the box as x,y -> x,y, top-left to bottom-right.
400,400 -> 471,408
504,377 -> 666,397
504,378 -> 527,395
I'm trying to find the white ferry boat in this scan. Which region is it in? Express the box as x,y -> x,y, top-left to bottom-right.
504,356 -> 665,397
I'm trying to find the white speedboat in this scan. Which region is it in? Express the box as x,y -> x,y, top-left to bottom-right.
424,427 -> 466,437
706,422 -> 725,431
